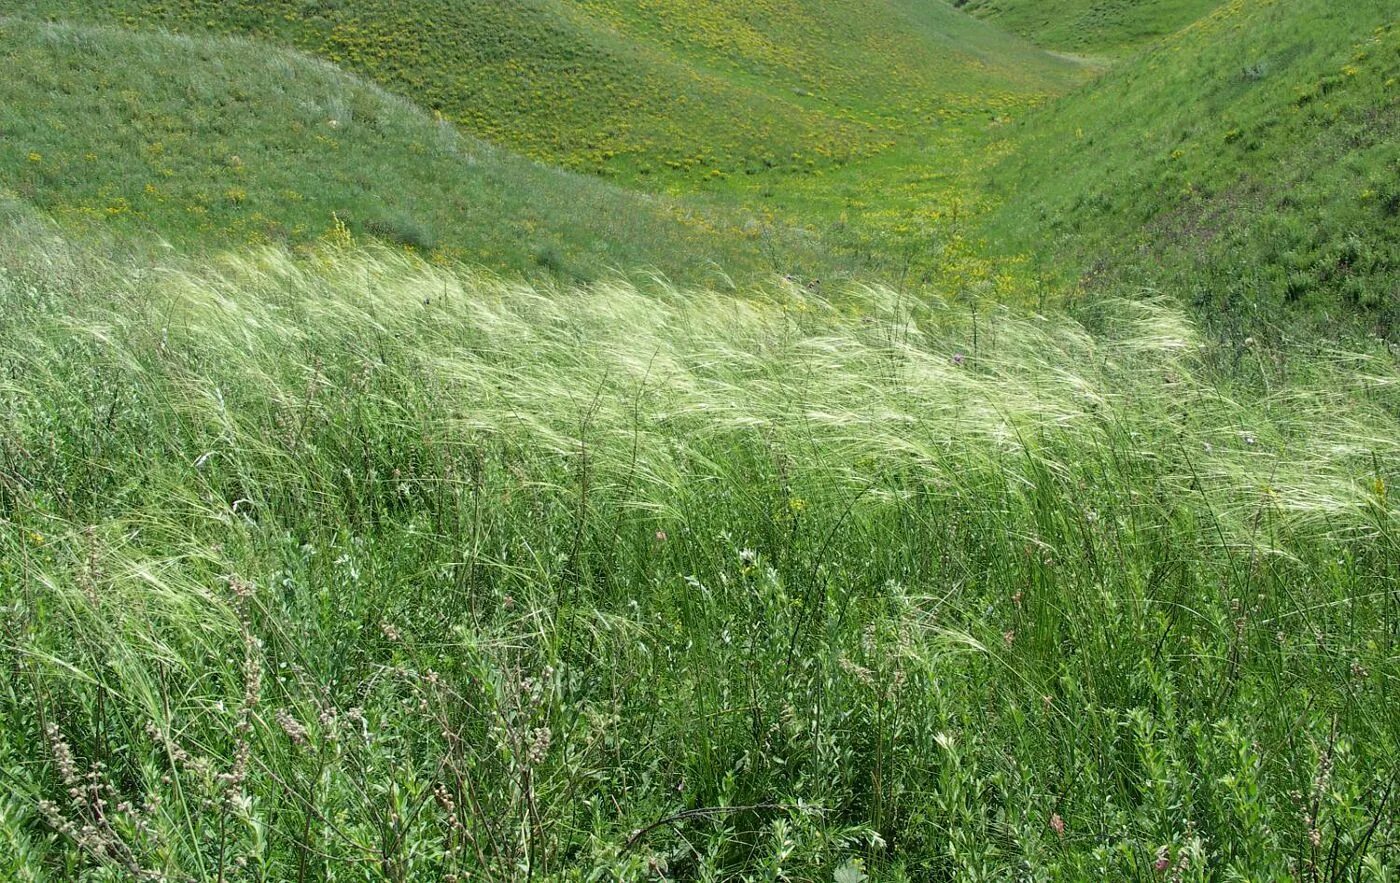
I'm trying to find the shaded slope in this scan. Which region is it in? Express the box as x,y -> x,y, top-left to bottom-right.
0,18 -> 830,284
982,1 -> 1399,336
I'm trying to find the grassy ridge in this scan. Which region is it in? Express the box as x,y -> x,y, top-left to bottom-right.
0,18 -> 837,285
2,211 -> 1398,879
985,1 -> 1399,338
12,0 -> 1080,188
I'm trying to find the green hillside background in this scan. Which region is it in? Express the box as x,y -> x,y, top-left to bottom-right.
7,0 -> 1396,332
0,18 -> 842,285
983,1 -> 1399,338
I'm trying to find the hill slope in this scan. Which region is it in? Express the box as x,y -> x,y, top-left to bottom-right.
981,0 -> 1399,336
0,18 -> 832,284
13,0 -> 1081,189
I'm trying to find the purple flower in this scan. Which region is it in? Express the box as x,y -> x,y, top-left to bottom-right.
952,352 -> 966,366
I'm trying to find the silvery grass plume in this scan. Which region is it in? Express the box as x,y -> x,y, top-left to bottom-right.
110,245 -> 1397,542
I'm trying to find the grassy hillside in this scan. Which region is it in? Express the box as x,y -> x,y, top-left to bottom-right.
11,0 -> 1391,333
960,0 -> 1222,56
2,214 -> 1398,880
13,0 -> 1080,189
982,1 -> 1399,338
0,18 -> 832,285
